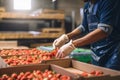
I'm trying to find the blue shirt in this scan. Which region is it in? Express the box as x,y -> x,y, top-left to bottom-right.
79,0 -> 120,36
78,0 -> 120,70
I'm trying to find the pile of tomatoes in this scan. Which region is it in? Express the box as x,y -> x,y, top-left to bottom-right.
0,48 -> 57,56
0,70 -> 71,80
2,48 -> 58,66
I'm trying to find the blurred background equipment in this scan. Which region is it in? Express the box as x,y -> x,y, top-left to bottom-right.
0,0 -> 84,48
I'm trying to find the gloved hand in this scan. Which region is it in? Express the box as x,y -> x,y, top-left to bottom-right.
55,40 -> 76,58
53,34 -> 69,49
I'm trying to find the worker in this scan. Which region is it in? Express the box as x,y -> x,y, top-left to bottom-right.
53,0 -> 120,71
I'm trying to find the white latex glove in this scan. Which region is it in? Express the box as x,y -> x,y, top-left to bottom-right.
53,34 -> 69,49
56,40 -> 76,58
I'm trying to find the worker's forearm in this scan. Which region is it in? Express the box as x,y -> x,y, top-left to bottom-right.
73,28 -> 108,47
67,28 -> 81,39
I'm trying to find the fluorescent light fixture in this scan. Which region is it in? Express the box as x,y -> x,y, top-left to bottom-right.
13,0 -> 31,10
52,0 -> 56,2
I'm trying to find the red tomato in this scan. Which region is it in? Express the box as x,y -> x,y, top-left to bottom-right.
81,72 -> 88,77
55,73 -> 61,78
95,71 -> 103,76
60,75 -> 71,80
11,73 -> 17,79
90,70 -> 96,75
2,74 -> 9,80
43,72 -> 48,77
50,77 -> 58,80
27,74 -> 34,79
7,78 -> 13,80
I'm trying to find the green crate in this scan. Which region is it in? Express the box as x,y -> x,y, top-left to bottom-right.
73,48 -> 91,53
70,48 -> 92,63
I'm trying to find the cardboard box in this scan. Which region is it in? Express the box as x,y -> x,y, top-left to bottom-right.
0,64 -> 79,80
41,58 -> 120,80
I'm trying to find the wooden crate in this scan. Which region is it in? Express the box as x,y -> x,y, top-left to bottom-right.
0,46 -> 29,49
0,7 -> 5,12
30,43 -> 52,48
41,59 -> 120,80
42,28 -> 65,34
0,41 -> 17,47
42,9 -> 65,14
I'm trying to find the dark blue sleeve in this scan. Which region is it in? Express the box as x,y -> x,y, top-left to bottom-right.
79,2 -> 89,33
98,0 -> 115,34
99,0 -> 113,26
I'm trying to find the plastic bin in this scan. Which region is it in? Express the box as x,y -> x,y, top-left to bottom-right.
69,48 -> 92,63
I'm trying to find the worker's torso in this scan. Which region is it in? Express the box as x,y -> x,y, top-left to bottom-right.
84,0 -> 120,70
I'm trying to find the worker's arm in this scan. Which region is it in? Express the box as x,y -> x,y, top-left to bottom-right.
73,28 -> 108,47
55,28 -> 109,58
67,27 -> 82,39
53,26 -> 83,49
